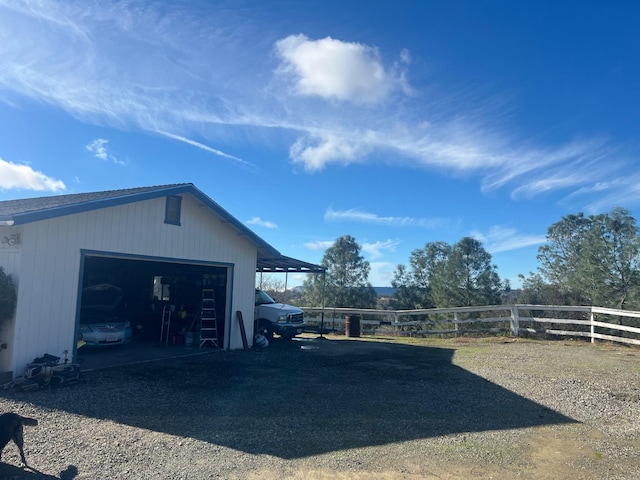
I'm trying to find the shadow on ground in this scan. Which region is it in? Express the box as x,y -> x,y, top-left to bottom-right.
0,463 -> 77,480
4,337 -> 577,459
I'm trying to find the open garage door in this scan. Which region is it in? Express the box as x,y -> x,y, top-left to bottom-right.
77,253 -> 229,367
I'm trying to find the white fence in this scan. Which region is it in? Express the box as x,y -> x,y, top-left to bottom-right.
301,304 -> 640,347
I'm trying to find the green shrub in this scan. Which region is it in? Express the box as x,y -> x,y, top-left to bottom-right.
0,267 -> 17,326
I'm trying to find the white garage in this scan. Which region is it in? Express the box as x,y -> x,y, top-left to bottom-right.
0,183 -> 318,379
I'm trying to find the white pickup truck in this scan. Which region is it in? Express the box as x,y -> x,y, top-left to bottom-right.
254,289 -> 305,341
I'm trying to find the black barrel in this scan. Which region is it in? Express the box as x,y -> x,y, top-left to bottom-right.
345,315 -> 361,337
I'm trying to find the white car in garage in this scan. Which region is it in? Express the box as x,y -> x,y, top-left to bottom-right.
79,284 -> 132,347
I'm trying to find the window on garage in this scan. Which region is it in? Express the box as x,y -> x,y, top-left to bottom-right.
164,195 -> 182,225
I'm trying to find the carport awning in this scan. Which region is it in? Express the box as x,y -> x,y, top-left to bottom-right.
256,255 -> 325,274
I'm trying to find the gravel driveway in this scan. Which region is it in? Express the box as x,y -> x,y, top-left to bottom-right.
0,335 -> 639,479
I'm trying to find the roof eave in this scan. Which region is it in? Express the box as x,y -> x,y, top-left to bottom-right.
6,185 -> 194,226
186,186 -> 280,258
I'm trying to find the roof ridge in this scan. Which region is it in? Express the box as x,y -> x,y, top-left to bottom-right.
4,183 -> 193,202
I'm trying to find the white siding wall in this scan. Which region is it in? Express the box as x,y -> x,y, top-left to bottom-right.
7,194 -> 258,376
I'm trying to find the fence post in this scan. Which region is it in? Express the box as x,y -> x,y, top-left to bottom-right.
393,311 -> 398,336
510,305 -> 520,337
454,312 -> 459,336
590,309 -> 595,344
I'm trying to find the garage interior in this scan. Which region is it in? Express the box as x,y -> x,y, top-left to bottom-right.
76,253 -> 326,370
77,254 -> 230,369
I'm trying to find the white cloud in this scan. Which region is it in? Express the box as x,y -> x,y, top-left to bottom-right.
246,217 -> 278,229
562,175 -> 640,214
325,207 -> 449,229
368,261 -> 396,286
399,48 -> 411,64
288,272 -> 308,286
480,138 -> 617,200
510,173 -> 585,199
0,157 -> 66,192
290,133 -> 369,172
304,240 -> 335,251
157,131 -> 256,170
86,139 -> 108,161
86,139 -> 125,166
471,226 -> 546,254
275,34 -> 404,105
362,239 -> 401,259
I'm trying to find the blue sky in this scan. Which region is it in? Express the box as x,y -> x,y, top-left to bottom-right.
1,1 -> 639,288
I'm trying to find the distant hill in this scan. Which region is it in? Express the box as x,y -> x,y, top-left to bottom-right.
373,287 -> 396,296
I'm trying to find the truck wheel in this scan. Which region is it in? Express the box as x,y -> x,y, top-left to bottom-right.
258,320 -> 273,342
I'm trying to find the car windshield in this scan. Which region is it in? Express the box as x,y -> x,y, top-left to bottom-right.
255,289 -> 276,305
82,284 -> 123,311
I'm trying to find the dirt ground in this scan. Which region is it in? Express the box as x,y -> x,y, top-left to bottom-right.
0,334 -> 639,479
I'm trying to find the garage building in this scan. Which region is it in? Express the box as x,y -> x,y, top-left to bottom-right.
0,183 -> 320,379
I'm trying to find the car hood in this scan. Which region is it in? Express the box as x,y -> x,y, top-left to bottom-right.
258,302 -> 303,314
81,284 -> 123,311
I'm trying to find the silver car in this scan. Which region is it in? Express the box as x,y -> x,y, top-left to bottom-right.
79,284 -> 132,347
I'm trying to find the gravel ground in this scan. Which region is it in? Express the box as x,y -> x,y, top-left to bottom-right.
0,335 -> 639,479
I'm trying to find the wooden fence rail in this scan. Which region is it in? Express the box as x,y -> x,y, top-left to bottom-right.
301,304 -> 640,346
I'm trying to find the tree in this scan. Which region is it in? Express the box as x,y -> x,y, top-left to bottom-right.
432,237 -> 502,307
537,208 -> 640,309
299,271 -> 325,307
577,207 -> 640,309
391,241 -> 450,309
537,213 -> 591,304
391,238 -> 501,309
390,264 -> 420,310
515,272 -> 568,305
301,235 -> 377,308
255,274 -> 287,301
0,267 -> 17,329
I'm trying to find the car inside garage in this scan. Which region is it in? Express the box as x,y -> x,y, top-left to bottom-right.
77,254 -> 229,367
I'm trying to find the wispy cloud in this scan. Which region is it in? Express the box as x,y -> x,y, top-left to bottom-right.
562,174 -> 640,214
0,2 -> 635,209
471,226 -> 547,254
157,131 -> 257,170
325,207 -> 450,229
480,138 -> 619,201
362,239 -> 401,259
0,157 -> 65,192
86,138 -> 125,166
246,217 -> 277,229
304,240 -> 335,251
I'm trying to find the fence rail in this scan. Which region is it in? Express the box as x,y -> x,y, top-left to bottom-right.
300,304 -> 640,346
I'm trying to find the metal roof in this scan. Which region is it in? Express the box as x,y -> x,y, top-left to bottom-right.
0,183 -> 323,274
257,255 -> 325,274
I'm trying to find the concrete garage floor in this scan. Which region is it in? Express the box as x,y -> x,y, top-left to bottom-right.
77,339 -> 220,371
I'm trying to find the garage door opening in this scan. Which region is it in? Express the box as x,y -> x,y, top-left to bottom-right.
77,254 -> 229,367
